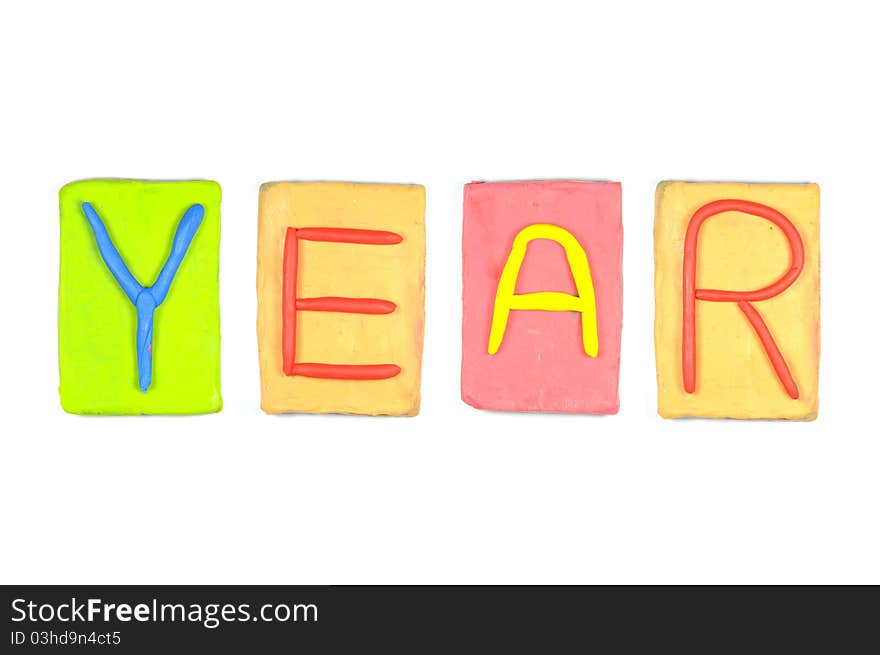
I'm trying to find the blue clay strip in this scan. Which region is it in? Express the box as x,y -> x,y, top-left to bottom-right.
81,202 -> 143,304
81,202 -> 205,393
151,204 -> 205,305
135,293 -> 156,393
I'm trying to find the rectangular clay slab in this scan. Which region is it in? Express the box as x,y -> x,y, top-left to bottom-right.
58,179 -> 222,415
257,182 -> 425,415
461,181 -> 623,413
654,181 -> 820,420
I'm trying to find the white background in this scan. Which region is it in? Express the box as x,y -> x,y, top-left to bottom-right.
1,0 -> 877,584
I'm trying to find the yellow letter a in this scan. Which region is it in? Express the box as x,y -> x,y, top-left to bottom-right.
488,224 -> 598,357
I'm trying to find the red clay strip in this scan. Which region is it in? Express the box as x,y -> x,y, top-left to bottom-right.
282,227 -> 298,376
296,297 -> 396,314
295,227 -> 403,245
292,363 -> 401,380
737,301 -> 799,399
